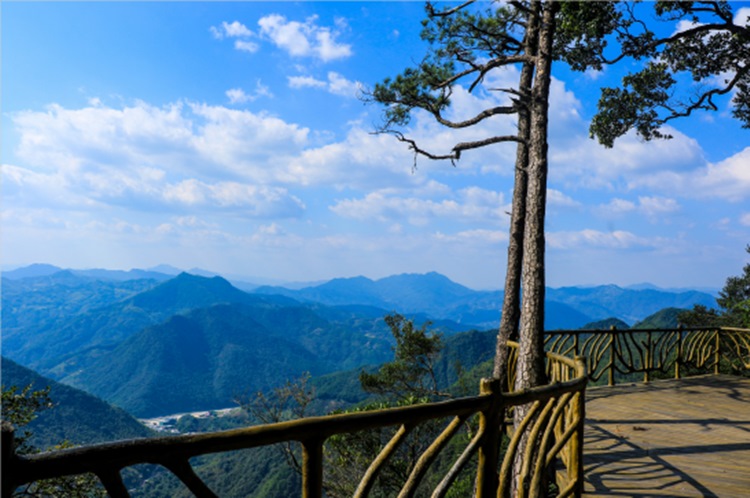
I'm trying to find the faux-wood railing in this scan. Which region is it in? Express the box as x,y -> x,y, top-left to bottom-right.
2,347 -> 587,498
544,326 -> 750,386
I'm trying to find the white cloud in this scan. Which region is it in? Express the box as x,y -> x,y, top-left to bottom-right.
288,75 -> 327,89
548,189 -> 580,208
287,126 -> 417,189
736,7 -> 750,27
234,40 -> 259,53
597,196 -> 680,223
226,81 -> 273,104
163,180 -> 306,217
638,196 -> 680,217
330,186 -> 506,226
289,72 -> 362,98
434,229 -> 507,245
327,72 -> 362,97
551,126 -> 706,191
211,21 -> 253,39
7,101 -> 319,211
258,14 -> 352,62
689,146 -> 750,201
548,229 -> 660,250
740,213 -> 750,227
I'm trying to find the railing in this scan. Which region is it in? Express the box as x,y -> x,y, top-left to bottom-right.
2,346 -> 587,498
544,326 -> 750,386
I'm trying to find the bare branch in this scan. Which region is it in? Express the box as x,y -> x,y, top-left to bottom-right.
663,65 -> 750,123
426,0 -> 476,19
432,104 -> 518,129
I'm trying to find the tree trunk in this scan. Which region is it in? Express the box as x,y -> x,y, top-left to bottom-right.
492,0 -> 539,389
512,2 -> 557,495
515,0 -> 556,393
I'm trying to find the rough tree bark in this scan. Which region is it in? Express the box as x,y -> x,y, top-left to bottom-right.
492,2 -> 539,387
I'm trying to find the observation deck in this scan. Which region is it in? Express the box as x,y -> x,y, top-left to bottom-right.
583,374 -> 750,497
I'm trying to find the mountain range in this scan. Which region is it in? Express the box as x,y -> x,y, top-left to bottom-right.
2,264 -> 718,417
256,271 -> 716,325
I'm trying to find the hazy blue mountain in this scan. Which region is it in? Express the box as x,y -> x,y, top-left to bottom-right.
71,268 -> 173,282
63,302 -> 401,417
256,272 -> 474,310
256,272 -> 715,328
2,272 -> 159,357
545,285 -> 716,324
3,263 -> 173,282
1,357 -> 151,447
2,263 -> 64,279
4,273 -> 298,376
256,272 -> 593,329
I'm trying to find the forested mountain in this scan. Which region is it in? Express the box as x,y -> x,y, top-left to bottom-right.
632,307 -> 685,329
1,357 -> 151,447
63,302 -> 403,417
3,272 -> 297,377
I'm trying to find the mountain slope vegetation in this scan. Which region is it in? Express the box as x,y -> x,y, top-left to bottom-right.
1,357 -> 151,448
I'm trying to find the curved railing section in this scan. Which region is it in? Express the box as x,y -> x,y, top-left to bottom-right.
545,326 -> 750,386
2,347 -> 588,498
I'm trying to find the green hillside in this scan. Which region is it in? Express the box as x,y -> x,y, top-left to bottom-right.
1,357 -> 151,448
632,307 -> 687,329
580,317 -> 631,330
63,302 -> 402,417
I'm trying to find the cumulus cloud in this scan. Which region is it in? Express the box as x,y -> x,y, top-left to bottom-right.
548,189 -> 580,208
210,21 -> 253,39
434,228 -> 508,245
286,127 -> 418,189
288,75 -> 327,89
288,72 -> 362,98
257,14 -> 352,62
163,180 -> 306,217
330,186 -> 506,226
234,40 -> 259,53
226,81 -> 273,104
548,229 -> 661,250
736,7 -> 750,26
551,125 -> 707,191
598,196 -> 680,222
689,147 -> 750,201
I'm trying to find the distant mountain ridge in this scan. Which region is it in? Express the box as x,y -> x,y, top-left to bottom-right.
3,264 -> 718,333
2,272 -> 296,376
255,273 -> 717,327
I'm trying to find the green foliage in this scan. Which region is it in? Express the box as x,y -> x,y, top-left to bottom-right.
1,383 -> 106,497
589,2 -> 750,147
580,317 -> 630,330
1,358 -> 151,447
555,2 -> 624,71
360,314 -> 445,401
372,62 -> 454,127
680,245 -> 750,328
1,384 -> 53,452
591,62 -> 677,147
632,307 -> 686,329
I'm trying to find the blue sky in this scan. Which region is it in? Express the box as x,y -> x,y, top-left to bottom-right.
2,2 -> 749,290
